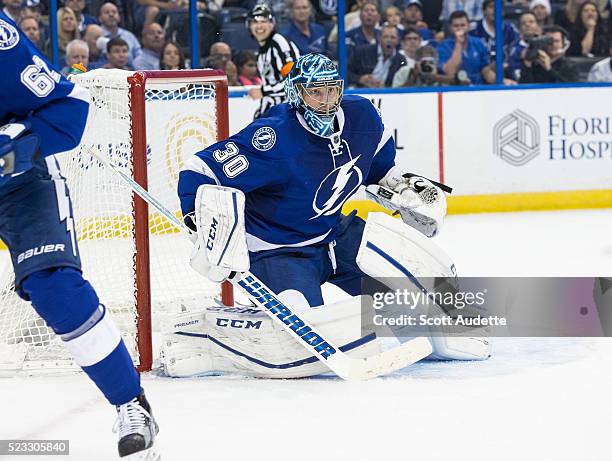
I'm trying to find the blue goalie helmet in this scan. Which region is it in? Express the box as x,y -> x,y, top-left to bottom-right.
284,53 -> 344,137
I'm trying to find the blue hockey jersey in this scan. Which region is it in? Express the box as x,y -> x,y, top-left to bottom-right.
178,95 -> 396,252
0,12 -> 89,157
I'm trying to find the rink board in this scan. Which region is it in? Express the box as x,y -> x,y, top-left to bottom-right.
230,85 -> 612,213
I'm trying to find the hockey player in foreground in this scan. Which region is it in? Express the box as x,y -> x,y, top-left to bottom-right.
0,12 -> 158,458
170,53 -> 490,378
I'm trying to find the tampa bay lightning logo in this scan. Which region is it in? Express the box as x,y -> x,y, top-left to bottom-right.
251,127 -> 276,151
311,140 -> 362,219
319,0 -> 337,16
0,19 -> 20,50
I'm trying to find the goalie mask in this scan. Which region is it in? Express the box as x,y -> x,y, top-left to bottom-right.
284,53 -> 344,137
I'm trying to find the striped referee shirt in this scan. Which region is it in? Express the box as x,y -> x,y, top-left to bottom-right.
255,31 -> 300,118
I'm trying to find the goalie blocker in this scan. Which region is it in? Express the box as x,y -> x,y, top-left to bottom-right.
162,212 -> 489,378
188,184 -> 250,282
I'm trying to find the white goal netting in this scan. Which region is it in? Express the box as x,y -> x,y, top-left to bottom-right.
0,69 -> 229,373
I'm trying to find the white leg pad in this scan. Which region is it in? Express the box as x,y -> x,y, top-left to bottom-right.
159,298 -> 389,378
277,289 -> 311,310
357,212 -> 456,284
429,337 -> 491,361
357,212 -> 491,362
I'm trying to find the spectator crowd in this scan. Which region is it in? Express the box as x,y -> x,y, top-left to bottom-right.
5,0 -> 612,86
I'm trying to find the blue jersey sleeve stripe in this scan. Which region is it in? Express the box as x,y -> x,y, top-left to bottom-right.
366,136 -> 396,185
374,125 -> 393,157
67,84 -> 91,104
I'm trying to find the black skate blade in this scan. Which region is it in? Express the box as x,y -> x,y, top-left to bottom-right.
118,433 -> 159,460
119,445 -> 160,461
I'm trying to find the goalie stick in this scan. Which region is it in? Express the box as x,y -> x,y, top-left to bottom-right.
87,147 -> 433,380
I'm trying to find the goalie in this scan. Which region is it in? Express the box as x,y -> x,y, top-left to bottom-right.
170,53 -> 489,378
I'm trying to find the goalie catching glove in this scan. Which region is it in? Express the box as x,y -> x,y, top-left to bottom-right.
366,166 -> 448,238
188,184 -> 250,282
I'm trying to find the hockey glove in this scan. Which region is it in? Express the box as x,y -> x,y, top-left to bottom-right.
367,169 -> 447,237
0,122 -> 40,180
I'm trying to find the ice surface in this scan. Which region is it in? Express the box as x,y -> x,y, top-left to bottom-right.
1,209 -> 611,461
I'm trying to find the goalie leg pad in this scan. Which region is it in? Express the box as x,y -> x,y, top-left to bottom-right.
159,298 -> 389,379
357,212 -> 456,283
429,337 -> 491,361
357,213 -> 491,361
159,309 -> 214,377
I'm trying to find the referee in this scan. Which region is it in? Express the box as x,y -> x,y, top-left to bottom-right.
247,4 -> 300,118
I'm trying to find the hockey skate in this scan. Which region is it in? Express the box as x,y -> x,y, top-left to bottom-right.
114,391 -> 159,459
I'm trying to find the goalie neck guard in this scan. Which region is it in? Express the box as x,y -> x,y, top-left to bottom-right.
284,53 -> 344,137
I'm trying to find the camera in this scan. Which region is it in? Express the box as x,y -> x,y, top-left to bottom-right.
418,57 -> 436,75
524,35 -> 554,62
454,70 -> 469,84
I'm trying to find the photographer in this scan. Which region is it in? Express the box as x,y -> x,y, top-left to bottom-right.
507,12 -> 542,81
519,25 -> 579,83
392,45 -> 456,87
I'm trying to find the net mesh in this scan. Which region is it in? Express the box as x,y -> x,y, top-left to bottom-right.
0,69 -> 225,373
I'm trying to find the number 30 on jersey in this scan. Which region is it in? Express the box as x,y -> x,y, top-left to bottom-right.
213,142 -> 249,178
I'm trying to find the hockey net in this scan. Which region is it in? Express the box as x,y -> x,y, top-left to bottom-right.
0,69 -> 232,373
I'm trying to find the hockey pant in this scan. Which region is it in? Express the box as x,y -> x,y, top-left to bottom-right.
249,211 -> 386,308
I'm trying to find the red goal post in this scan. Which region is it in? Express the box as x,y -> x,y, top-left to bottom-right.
127,70 -> 233,371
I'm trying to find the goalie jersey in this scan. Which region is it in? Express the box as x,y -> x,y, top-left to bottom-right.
178,95 -> 396,252
0,12 -> 89,157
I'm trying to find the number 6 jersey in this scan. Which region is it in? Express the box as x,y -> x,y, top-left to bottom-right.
0,12 -> 89,158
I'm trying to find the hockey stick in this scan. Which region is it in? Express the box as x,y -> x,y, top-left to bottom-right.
87,147 -> 433,380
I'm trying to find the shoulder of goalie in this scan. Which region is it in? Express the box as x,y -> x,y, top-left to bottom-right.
357,212 -> 490,361
158,298 -> 392,379
366,166 -> 448,238
188,184 -> 250,283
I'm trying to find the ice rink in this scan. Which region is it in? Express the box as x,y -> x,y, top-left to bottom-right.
1,208 -> 611,461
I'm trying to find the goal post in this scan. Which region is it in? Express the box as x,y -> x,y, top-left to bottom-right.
126,70 -> 233,371
0,69 -> 233,373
